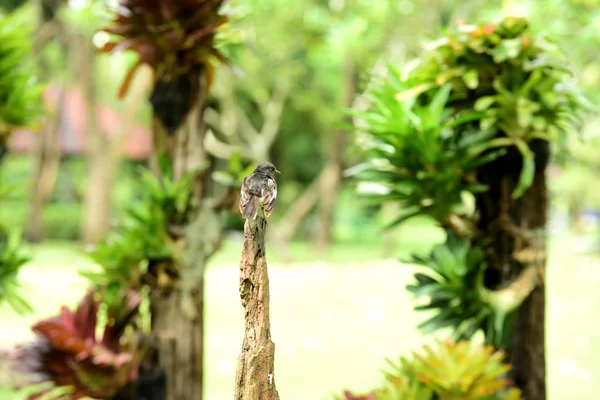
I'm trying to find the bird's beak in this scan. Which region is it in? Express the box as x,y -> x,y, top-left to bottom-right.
275,169 -> 281,174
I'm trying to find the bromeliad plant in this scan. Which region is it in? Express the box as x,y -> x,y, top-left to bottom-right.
353,16 -> 590,345
353,80 -> 504,233
82,159 -> 195,295
9,288 -> 146,400
404,233 -> 491,342
82,155 -> 247,295
99,0 -> 229,134
340,338 -> 521,400
405,16 -> 592,198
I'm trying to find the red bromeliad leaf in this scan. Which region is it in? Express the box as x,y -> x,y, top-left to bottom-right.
117,59 -> 144,100
58,307 -> 76,333
32,320 -> 87,355
73,290 -> 100,341
99,0 -> 229,102
12,287 -> 145,400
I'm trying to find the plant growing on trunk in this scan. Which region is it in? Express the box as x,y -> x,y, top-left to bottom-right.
353,16 -> 591,399
9,288 -> 146,399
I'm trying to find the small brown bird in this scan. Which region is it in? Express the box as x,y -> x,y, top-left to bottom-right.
239,161 -> 280,220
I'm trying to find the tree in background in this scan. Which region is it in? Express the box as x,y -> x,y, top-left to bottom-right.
354,16 -> 591,398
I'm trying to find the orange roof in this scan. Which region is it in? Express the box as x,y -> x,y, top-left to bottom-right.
8,84 -> 152,160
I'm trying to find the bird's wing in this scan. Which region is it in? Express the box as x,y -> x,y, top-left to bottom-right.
261,177 -> 278,217
239,177 -> 250,214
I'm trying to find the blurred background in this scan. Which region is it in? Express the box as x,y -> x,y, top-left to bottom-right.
1,0 -> 600,399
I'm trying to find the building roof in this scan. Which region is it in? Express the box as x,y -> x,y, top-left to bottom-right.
8,84 -> 153,160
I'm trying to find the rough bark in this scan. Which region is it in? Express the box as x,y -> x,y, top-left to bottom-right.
476,140 -> 548,399
144,72 -> 217,400
234,217 -> 279,400
315,57 -> 357,250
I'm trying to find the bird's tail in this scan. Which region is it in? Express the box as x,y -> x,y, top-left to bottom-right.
242,195 -> 260,220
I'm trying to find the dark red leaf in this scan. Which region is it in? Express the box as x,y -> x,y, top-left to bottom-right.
32,320 -> 87,355
59,307 -> 76,333
74,289 -> 100,341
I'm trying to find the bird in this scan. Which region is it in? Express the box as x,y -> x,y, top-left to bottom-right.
239,161 -> 280,220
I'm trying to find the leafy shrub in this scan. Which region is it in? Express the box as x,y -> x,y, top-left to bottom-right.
404,233 -> 495,343
353,15 -> 591,343
0,224 -> 32,314
81,162 -> 194,295
9,288 -> 146,399
340,339 -> 521,400
407,16 -> 592,197
352,82 -> 503,229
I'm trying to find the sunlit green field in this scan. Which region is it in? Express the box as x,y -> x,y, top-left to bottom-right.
1,231 -> 599,400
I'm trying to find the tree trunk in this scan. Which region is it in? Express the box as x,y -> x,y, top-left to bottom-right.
27,0 -> 67,242
476,140 -> 548,399
314,57 -> 357,250
76,32 -> 107,245
145,72 -> 217,400
80,50 -> 151,245
234,216 -> 280,400
26,87 -> 64,242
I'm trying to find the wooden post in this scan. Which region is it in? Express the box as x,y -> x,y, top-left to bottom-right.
234,216 -> 280,400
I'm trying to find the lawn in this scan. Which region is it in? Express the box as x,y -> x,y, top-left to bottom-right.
1,228 -> 599,399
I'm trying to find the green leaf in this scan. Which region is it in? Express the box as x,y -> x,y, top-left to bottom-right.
462,69 -> 479,89
425,84 -> 452,129
417,308 -> 461,334
394,82 -> 435,101
382,208 -> 423,230
511,140 -> 535,199
491,38 -> 522,63
473,96 -> 496,112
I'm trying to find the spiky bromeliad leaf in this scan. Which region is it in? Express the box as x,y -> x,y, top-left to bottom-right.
408,339 -> 522,399
99,0 -> 229,134
353,74 -> 503,229
340,338 -> 521,400
9,288 -> 146,400
404,232 -> 496,343
0,225 -> 33,314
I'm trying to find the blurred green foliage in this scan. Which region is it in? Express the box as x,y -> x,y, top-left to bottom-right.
0,0 -> 598,242
82,161 -> 193,293
340,338 -> 521,400
0,225 -> 32,314
353,15 -> 590,345
0,6 -> 43,135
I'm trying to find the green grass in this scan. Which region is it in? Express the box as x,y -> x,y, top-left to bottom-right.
1,233 -> 600,399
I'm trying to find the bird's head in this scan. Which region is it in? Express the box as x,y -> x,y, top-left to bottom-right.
255,161 -> 281,176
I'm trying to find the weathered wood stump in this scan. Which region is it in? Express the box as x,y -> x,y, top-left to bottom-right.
234,216 -> 280,400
